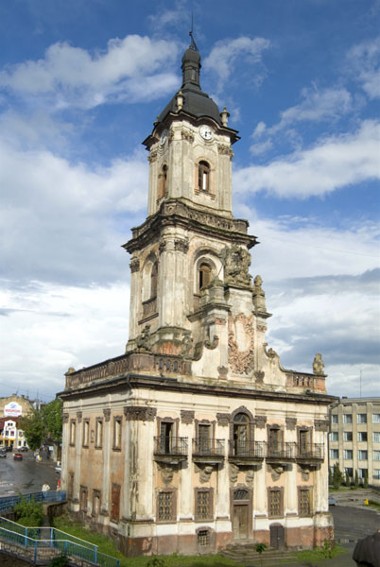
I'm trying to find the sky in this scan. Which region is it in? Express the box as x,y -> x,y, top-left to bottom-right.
0,0 -> 379,403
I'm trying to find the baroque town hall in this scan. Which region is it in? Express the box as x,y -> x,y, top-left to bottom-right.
60,36 -> 335,556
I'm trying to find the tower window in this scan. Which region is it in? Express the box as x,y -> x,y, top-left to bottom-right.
199,262 -> 212,291
157,164 -> 168,201
150,261 -> 158,299
198,161 -> 210,192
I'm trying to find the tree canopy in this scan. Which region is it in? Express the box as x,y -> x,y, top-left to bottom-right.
19,398 -> 63,451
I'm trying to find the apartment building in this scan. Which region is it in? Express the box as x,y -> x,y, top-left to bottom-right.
329,397 -> 380,487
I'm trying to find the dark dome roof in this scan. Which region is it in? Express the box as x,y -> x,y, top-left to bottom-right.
157,34 -> 221,125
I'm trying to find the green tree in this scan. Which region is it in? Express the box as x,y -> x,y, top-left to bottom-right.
354,470 -> 359,487
19,408 -> 45,451
332,464 -> 343,489
14,497 -> 44,527
19,398 -> 63,451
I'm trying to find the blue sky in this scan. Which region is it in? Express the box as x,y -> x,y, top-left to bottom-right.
0,0 -> 379,402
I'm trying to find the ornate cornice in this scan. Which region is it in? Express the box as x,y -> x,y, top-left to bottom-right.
181,410 -> 194,424
124,406 -> 157,422
216,413 -> 231,426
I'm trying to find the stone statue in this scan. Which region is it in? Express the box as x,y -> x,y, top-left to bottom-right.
253,275 -> 267,312
313,353 -> 325,375
223,244 -> 252,287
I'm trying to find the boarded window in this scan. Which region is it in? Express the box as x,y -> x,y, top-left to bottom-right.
111,483 -> 121,522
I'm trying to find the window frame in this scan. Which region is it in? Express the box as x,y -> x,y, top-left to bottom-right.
194,488 -> 214,521
157,489 -> 176,523
112,416 -> 122,451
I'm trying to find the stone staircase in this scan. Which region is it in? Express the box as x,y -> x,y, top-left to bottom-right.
220,543 -> 299,566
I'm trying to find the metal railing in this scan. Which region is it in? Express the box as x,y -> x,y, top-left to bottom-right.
266,442 -> 296,460
0,490 -> 66,515
0,516 -> 120,567
296,443 -> 324,460
228,440 -> 266,459
192,438 -> 225,457
153,436 -> 188,456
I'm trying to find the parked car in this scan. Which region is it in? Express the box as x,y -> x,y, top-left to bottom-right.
328,496 -> 337,506
0,451 -> 6,458
19,446 -> 29,452
13,452 -> 23,461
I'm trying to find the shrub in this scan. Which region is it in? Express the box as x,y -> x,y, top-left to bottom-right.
14,497 -> 44,527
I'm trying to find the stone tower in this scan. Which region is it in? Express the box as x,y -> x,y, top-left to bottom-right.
60,35 -> 335,557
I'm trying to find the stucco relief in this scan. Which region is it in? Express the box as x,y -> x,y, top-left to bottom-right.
222,244 -> 252,287
228,313 -> 255,375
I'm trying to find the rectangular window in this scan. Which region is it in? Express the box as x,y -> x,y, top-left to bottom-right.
358,432 -> 368,442
357,414 -> 367,424
344,467 -> 353,478
195,489 -> 213,521
111,484 -> 120,522
157,490 -> 176,522
92,490 -> 101,516
197,424 -> 211,453
358,468 -> 368,479
95,419 -> 103,448
344,431 -> 353,442
80,486 -> 88,512
373,451 -> 380,461
329,432 -> 338,442
299,487 -> 312,517
343,414 -> 352,424
344,449 -> 353,460
373,469 -> 380,480
197,529 -> 210,548
373,432 -> 380,443
372,414 -> 380,424
358,450 -> 368,460
330,449 -> 339,459
82,419 -> 90,447
69,420 -> 76,446
113,416 -> 122,450
68,473 -> 74,500
268,488 -> 283,518
331,415 -> 338,424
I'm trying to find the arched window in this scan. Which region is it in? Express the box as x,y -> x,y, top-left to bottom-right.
198,161 -> 210,192
157,164 -> 168,200
199,262 -> 212,291
150,261 -> 158,299
233,413 -> 251,456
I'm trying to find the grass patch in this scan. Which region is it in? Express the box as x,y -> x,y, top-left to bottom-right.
52,515 -> 242,567
296,542 -> 346,564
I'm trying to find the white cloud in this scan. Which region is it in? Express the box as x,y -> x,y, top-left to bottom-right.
348,36 -> 380,99
0,281 -> 130,400
0,140 -> 148,284
0,35 -> 179,109
250,85 -> 353,155
204,36 -> 270,88
238,120 -> 380,198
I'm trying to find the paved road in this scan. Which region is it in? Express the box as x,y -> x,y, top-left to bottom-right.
0,451 -> 59,496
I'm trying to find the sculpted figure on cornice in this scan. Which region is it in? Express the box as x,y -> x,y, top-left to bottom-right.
313,353 -> 325,375
222,244 -> 252,287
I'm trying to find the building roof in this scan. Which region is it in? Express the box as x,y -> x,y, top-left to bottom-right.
156,32 -> 222,125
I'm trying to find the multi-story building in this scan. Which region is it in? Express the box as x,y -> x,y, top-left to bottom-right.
0,395 -> 34,449
329,397 -> 380,487
60,35 -> 335,556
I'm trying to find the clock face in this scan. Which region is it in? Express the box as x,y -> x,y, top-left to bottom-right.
199,125 -> 213,141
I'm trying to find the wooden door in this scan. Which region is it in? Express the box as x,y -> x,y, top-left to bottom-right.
233,504 -> 249,540
270,523 -> 285,549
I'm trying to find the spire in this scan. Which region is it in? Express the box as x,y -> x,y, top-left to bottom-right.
181,31 -> 201,90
